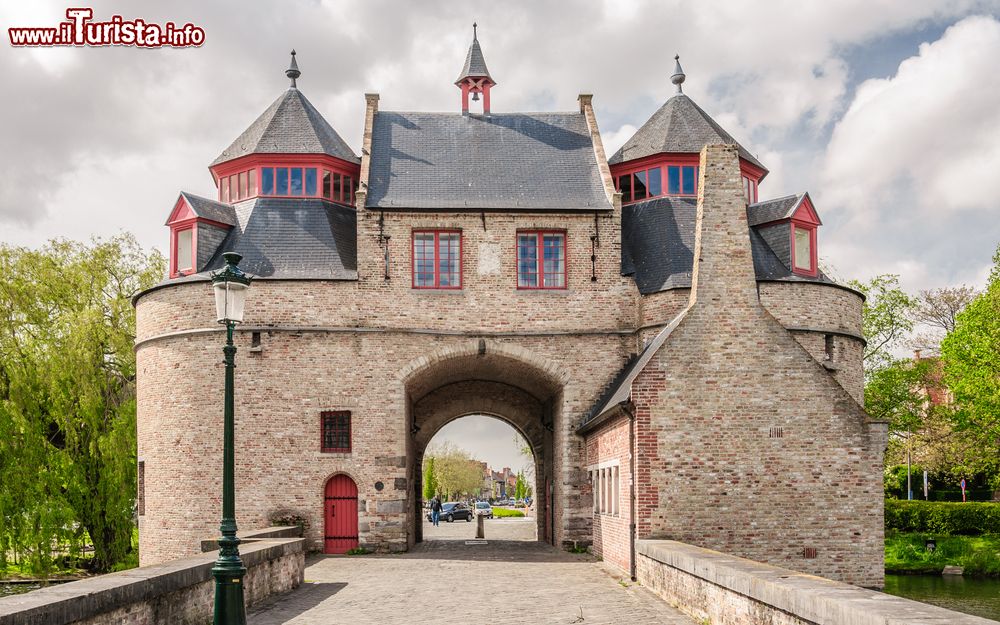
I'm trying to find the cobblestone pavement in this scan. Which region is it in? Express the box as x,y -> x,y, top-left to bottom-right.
248,522 -> 694,625
422,514 -> 538,540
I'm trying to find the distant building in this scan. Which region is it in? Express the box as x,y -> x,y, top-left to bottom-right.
134,29 -> 885,586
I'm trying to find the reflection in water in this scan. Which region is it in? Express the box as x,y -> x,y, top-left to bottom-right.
883,574 -> 1000,621
1,582 -> 43,597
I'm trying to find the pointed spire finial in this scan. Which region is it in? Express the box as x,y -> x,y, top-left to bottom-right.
670,54 -> 685,94
473,22 -> 478,41
286,49 -> 301,88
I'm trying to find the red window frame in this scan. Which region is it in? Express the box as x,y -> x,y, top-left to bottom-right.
412,230 -> 462,289
614,163 -> 699,205
170,225 -> 196,277
320,411 -> 352,453
790,223 -> 818,277
517,230 -> 567,290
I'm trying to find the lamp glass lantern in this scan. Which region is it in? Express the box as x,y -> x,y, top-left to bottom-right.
212,252 -> 251,324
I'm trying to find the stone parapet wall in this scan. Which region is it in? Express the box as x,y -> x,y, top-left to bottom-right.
637,540 -> 999,625
0,536 -> 305,625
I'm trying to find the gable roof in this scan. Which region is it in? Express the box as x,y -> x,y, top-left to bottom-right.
366,111 -> 611,210
456,35 -> 493,84
747,192 -> 821,227
165,192 -> 237,227
212,88 -> 359,167
621,196 -> 836,294
608,94 -> 766,172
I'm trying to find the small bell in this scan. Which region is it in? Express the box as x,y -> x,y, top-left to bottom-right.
472,91 -> 480,101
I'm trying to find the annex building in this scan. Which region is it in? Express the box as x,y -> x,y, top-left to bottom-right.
134,29 -> 888,587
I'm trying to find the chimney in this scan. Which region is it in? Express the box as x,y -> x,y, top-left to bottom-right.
688,144 -> 758,308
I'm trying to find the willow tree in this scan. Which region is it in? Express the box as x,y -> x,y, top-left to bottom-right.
0,236 -> 163,574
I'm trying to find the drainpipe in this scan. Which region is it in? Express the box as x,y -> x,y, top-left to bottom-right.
625,401 -> 637,582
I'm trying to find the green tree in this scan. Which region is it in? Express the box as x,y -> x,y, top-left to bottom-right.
422,456 -> 438,500
849,274 -> 916,374
941,246 -> 1000,479
514,471 -> 527,500
424,442 -> 482,500
0,235 -> 164,574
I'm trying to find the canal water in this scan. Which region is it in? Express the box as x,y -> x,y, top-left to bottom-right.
883,574 -> 1000,621
0,582 -> 43,597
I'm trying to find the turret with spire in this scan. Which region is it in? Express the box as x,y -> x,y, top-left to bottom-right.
456,23 -> 496,115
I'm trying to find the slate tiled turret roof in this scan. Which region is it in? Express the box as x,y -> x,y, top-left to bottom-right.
212,88 -> 359,166
609,94 -> 766,172
366,112 -> 611,210
621,196 -> 835,294
455,25 -> 493,84
199,197 -> 357,279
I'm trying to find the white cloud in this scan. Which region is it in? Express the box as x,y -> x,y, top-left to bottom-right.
817,15 -> 1000,288
823,15 -> 1000,215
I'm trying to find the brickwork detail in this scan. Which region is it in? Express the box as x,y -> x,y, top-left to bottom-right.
627,145 -> 884,586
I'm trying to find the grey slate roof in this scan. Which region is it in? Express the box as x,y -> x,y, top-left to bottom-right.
199,198 -> 357,279
747,193 -> 805,226
366,112 -> 611,210
175,192 -> 237,226
621,196 -> 835,294
455,35 -> 492,83
609,94 -> 767,172
212,88 -> 359,166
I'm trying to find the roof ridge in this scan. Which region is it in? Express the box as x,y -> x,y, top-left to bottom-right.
377,110 -> 581,116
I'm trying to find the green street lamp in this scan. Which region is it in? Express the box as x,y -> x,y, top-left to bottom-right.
210,252 -> 252,625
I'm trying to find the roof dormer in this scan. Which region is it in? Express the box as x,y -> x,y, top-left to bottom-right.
165,192 -> 236,279
748,192 -> 822,278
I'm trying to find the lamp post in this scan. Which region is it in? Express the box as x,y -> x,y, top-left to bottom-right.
211,252 -> 252,625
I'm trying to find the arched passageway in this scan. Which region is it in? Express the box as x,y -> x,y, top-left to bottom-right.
402,344 -> 564,547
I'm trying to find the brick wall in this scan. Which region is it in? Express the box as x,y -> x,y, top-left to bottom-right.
629,145 -> 884,587
583,413 -> 632,574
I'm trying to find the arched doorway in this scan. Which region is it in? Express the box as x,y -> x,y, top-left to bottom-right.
324,474 -> 359,554
401,343 -> 566,548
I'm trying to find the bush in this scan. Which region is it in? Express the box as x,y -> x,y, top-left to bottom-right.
885,500 -> 1000,535
492,508 -> 524,518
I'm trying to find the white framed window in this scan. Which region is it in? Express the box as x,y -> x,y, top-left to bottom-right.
589,462 -> 620,516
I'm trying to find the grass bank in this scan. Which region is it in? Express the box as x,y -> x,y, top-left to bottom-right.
492,508 -> 525,518
885,531 -> 1000,576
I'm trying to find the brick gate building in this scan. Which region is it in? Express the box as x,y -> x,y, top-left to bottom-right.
134,32 -> 887,587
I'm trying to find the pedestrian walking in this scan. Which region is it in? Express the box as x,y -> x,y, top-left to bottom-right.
431,495 -> 442,527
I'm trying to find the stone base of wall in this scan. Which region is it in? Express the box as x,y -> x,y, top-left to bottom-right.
0,534 -> 305,625
637,540 -> 999,625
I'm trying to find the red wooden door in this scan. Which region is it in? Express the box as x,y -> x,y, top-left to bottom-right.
324,474 -> 359,554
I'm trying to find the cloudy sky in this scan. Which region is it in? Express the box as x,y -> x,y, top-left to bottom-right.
3,1 -> 1000,470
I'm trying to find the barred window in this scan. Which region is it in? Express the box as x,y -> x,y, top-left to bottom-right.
321,411 -> 351,453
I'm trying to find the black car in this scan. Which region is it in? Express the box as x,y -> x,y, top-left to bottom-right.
426,502 -> 473,523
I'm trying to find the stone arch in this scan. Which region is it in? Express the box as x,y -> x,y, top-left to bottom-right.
401,341 -> 564,546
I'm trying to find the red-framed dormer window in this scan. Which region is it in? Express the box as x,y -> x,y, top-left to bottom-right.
412,230 -> 462,289
517,230 -> 566,289
321,411 -> 351,453
742,175 -> 758,204
791,224 -> 817,277
615,164 -> 698,204
171,226 -> 195,277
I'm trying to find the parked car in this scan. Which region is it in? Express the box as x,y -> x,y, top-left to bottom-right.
474,501 -> 493,518
514,500 -> 526,508
426,502 -> 473,523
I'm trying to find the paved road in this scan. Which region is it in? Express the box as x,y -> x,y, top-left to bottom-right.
423,514 -> 538,540
248,521 -> 694,625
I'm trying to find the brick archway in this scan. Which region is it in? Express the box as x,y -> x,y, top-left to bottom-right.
401,342 -> 563,546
